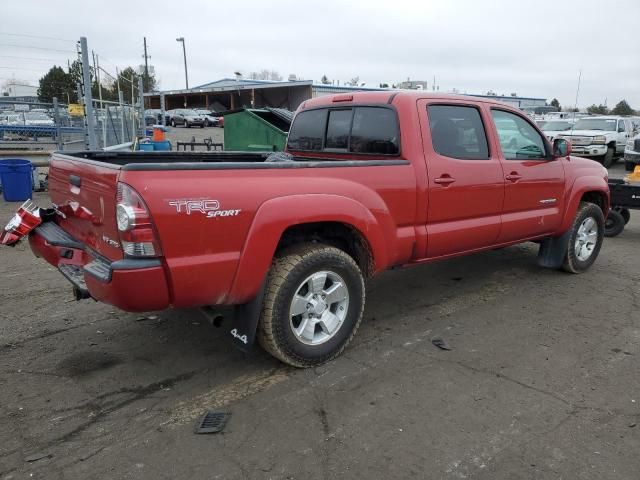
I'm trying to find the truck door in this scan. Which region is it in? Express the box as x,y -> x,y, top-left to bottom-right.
489,108 -> 566,243
419,100 -> 505,258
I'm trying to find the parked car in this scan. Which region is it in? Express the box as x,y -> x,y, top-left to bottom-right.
169,109 -> 205,128
144,109 -> 163,126
1,91 -> 609,367
194,109 -> 221,127
23,112 -> 54,127
537,119 -> 574,142
558,116 -> 635,167
624,132 -> 640,171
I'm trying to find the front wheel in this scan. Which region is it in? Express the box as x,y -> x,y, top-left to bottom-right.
602,147 -> 614,168
562,202 -> 605,273
258,244 -> 365,367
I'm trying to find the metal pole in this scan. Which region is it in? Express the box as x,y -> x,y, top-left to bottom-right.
53,97 -> 62,150
80,37 -> 98,150
177,37 -> 189,89
118,90 -> 125,142
95,54 -> 106,149
143,37 -> 150,91
138,76 -> 144,137
160,93 -> 166,126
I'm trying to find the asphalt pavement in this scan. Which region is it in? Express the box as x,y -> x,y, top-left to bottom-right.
0,162 -> 638,480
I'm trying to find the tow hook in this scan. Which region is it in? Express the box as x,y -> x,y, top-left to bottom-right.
73,286 -> 91,301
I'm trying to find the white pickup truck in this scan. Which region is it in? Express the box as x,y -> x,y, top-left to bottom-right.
624,133 -> 640,171
558,116 -> 635,168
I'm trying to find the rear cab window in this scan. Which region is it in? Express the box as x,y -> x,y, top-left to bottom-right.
287,106 -> 399,155
427,104 -> 489,160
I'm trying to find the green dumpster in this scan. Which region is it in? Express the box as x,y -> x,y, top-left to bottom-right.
223,108 -> 292,152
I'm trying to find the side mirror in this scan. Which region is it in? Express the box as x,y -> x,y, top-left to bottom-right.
553,138 -> 571,157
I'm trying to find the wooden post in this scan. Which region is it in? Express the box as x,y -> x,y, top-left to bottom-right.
251,88 -> 255,108
205,94 -> 209,109
183,95 -> 187,107
230,92 -> 235,110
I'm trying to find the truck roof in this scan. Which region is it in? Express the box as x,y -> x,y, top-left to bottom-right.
301,90 -> 519,110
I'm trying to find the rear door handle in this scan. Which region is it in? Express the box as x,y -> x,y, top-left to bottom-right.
434,176 -> 456,185
505,173 -> 522,182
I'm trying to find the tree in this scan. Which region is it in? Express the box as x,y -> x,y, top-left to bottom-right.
550,98 -> 561,110
347,76 -> 360,86
38,66 -> 75,103
587,104 -> 609,115
379,83 -> 389,88
321,75 -> 331,85
248,69 -> 282,81
611,100 -> 635,116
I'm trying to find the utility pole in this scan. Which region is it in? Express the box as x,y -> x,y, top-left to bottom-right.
143,37 -> 150,91
80,37 -> 98,150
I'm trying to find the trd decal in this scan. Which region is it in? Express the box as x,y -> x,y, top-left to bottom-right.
168,199 -> 241,218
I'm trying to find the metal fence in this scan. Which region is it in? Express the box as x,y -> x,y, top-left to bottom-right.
0,98 -> 142,152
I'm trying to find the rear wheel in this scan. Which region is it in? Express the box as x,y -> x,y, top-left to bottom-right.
171,119 -> 176,127
618,208 -> 631,225
605,209 -> 626,237
258,243 -> 365,367
562,202 -> 604,273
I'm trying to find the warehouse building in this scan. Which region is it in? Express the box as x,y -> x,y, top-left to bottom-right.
144,78 -> 313,111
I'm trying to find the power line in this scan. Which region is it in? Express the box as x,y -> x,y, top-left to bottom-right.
0,65 -> 47,72
0,55 -> 66,62
0,43 -> 76,54
0,32 -> 75,43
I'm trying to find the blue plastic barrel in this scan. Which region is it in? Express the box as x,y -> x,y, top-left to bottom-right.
153,140 -> 171,151
138,142 -> 154,152
0,159 -> 33,202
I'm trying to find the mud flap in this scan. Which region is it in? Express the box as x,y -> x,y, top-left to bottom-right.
537,230 -> 571,268
227,279 -> 267,353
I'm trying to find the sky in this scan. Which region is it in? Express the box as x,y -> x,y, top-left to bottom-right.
2,0 -> 639,108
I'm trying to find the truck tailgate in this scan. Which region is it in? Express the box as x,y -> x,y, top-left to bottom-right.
47,155 -> 123,260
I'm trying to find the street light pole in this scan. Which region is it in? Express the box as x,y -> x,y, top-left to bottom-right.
176,37 -> 189,90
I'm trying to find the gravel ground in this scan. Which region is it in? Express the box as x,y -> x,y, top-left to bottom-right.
0,163 -> 638,480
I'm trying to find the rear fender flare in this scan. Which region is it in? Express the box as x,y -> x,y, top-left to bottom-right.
227,194 -> 389,304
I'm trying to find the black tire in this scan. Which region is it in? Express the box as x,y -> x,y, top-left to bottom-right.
258,243 -> 365,368
618,208 -> 631,225
204,119 -> 210,127
171,119 -> 176,127
626,161 -> 637,172
562,202 -> 605,273
200,123 -> 204,129
602,147 -> 614,168
186,122 -> 191,128
605,209 -> 625,237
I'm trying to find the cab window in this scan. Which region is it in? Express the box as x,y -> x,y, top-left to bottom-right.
491,110 -> 547,160
427,105 -> 489,160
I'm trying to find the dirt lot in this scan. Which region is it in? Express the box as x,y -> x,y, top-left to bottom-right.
0,163 -> 639,480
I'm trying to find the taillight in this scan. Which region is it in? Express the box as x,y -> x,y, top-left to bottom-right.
116,182 -> 162,257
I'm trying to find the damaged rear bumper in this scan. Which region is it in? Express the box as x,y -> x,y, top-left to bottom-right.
29,222 -> 171,312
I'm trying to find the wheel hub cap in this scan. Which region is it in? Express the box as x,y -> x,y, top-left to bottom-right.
575,216 -> 598,261
289,271 -> 349,346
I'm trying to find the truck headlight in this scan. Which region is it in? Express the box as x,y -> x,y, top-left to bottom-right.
592,136 -> 606,144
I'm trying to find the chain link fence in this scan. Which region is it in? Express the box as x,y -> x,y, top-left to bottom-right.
0,98 -> 143,153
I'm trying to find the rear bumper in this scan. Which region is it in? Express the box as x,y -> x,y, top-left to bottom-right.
29,222 -> 171,312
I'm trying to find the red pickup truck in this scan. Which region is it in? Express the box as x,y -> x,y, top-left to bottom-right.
2,91 -> 609,367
